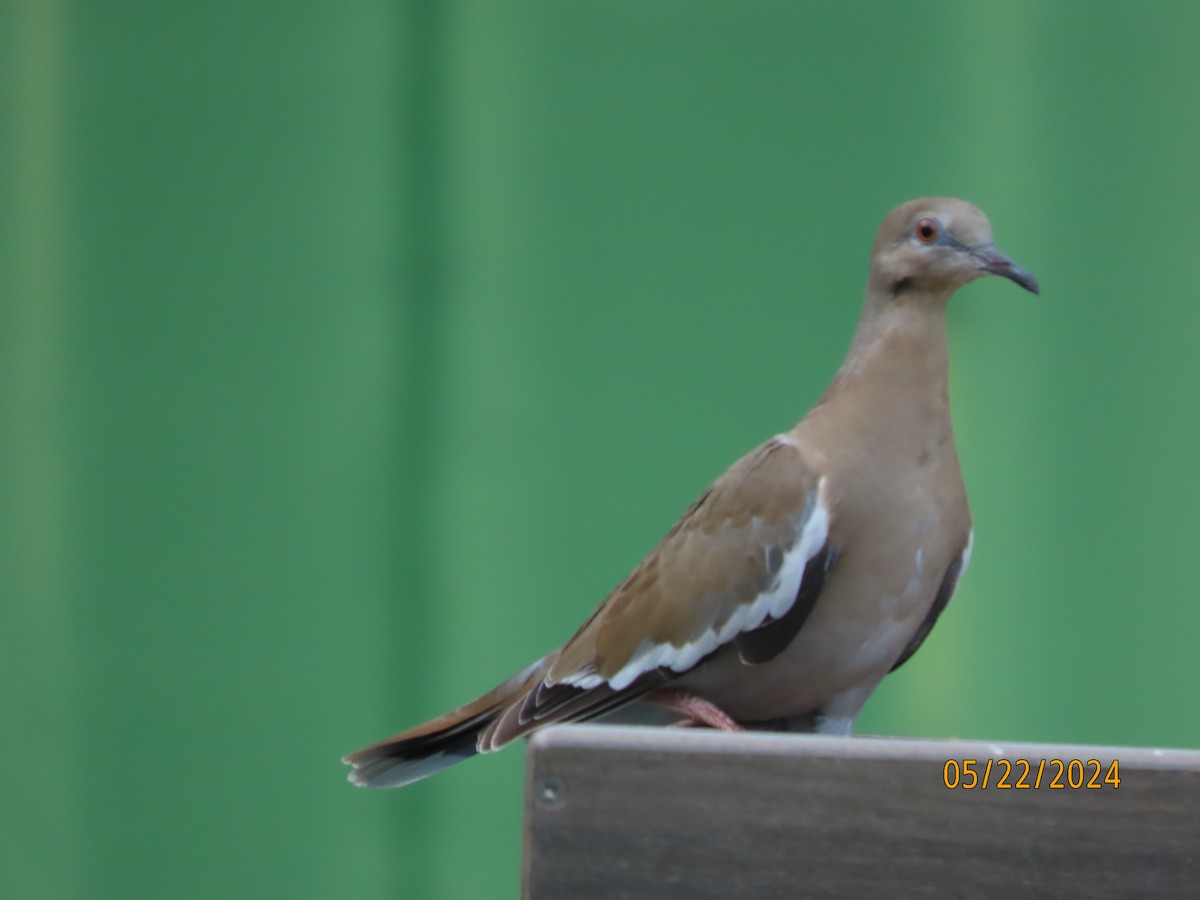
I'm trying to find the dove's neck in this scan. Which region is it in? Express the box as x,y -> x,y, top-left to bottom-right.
820,286 -> 954,425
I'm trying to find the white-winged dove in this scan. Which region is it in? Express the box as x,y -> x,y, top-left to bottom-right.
344,197 -> 1038,788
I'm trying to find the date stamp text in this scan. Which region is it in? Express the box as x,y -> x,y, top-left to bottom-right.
942,758 -> 1120,790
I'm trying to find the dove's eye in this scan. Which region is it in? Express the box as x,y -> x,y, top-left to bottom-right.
915,218 -> 939,244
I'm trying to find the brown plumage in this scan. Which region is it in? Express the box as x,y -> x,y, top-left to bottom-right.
344,197 -> 1038,788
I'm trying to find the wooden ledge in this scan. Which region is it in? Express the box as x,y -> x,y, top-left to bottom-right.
523,725 -> 1200,899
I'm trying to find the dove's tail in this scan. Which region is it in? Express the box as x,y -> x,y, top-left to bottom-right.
341,658 -> 547,789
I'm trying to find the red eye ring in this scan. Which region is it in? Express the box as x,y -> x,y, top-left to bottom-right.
915,217 -> 939,243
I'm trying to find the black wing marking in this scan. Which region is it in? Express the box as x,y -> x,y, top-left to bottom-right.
734,544 -> 838,665
889,549 -> 964,673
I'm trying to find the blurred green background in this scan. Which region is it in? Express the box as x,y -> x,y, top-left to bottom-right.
4,1 -> 1199,897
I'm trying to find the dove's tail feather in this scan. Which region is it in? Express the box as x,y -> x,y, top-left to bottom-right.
342,658 -> 548,789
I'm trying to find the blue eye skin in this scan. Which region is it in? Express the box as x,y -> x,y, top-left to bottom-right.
915,217 -> 939,244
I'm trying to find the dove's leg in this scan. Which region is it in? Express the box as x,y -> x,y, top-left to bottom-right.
644,688 -> 743,731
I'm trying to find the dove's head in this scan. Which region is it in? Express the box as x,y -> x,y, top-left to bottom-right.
869,197 -> 1038,300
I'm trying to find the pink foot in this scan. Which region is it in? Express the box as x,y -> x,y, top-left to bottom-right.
645,688 -> 743,732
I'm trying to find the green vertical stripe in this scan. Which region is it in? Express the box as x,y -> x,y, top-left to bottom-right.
0,1 -> 82,897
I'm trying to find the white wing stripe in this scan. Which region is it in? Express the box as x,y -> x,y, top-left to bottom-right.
605,478 -> 831,691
